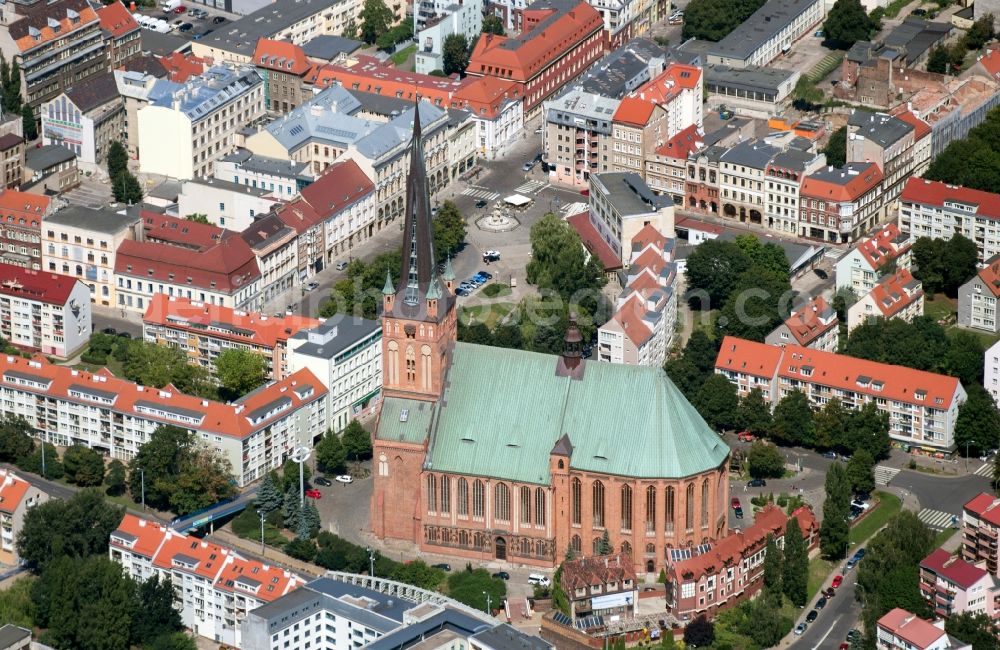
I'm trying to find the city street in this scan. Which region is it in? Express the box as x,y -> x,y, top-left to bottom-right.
793,565 -> 861,650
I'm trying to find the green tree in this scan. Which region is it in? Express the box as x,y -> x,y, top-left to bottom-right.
0,414 -> 34,462
113,171 -> 143,204
736,387 -> 773,435
682,0 -> 766,41
717,266 -> 793,341
20,104 -> 35,141
359,0 -> 393,44
762,534 -> 783,598
820,462 -> 851,560
16,442 -> 62,479
683,615 -> 715,647
963,15 -> 995,50
927,44 -> 951,73
119,339 -> 213,398
782,517 -> 808,606
17,489 -> 124,570
748,440 -> 786,479
845,448 -> 876,495
694,373 -> 739,431
482,15 -> 505,35
823,0 -> 876,48
945,612 -> 999,650
315,431 -> 347,474
822,126 -> 848,168
146,633 -> 198,650
342,419 -> 372,461
341,18 -> 358,39
442,34 -> 470,75
106,460 -> 127,496
389,560 -> 446,591
813,397 -> 848,450
846,401 -> 891,461
525,212 -> 607,309
214,348 -> 268,399
107,140 -> 128,178
3,59 -> 21,113
282,487 -> 301,528
169,446 -> 239,515
771,390 -> 814,447
683,239 -> 752,309
598,529 -> 612,555
132,575 -> 182,645
432,200 -> 466,261
956,384 -> 1000,457
734,234 -> 791,282
446,566 -> 507,612
185,213 -> 210,224
0,576 -> 35,629
63,444 -> 105,487
254,472 -> 284,515
280,457 -> 312,492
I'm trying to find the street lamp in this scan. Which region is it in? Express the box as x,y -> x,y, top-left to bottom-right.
290,446 -> 311,506
40,439 -> 45,478
366,546 -> 375,577
483,590 -> 492,615
258,510 -> 266,555
139,467 -> 145,511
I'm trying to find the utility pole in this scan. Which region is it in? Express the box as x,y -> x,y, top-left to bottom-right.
258,510 -> 265,555
140,467 -> 145,511
483,590 -> 492,615
366,546 -> 375,577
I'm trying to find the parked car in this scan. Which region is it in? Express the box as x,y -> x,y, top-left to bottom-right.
814,268 -> 828,279
734,507 -> 743,519
118,332 -> 132,339
456,287 -> 470,296
845,558 -> 857,571
336,261 -> 349,271
851,499 -> 870,511
823,587 -> 836,598
522,161 -> 536,172
853,492 -> 871,502
493,571 -> 510,580
478,271 -> 493,280
832,575 -> 843,588
855,548 -> 866,558
747,478 -> 767,488
335,475 -> 353,484
306,281 -> 319,291
794,623 -> 807,635
174,4 -> 186,11
305,488 -> 322,499
314,476 -> 332,486
731,498 -> 741,510
806,610 -> 818,623
475,199 -> 488,208
840,644 -> 850,650
737,430 -> 756,442
101,327 -> 117,335
483,250 -> 501,262
528,574 -> 550,586
212,15 -> 226,23
816,597 -> 827,610
814,29 -> 825,37
432,563 -> 452,571
821,450 -> 837,459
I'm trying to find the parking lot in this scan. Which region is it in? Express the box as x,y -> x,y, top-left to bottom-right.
133,2 -> 233,40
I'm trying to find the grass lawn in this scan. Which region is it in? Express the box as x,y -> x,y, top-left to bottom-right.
849,490 -> 901,546
690,309 -> 717,340
933,527 -> 958,549
924,293 -> 956,323
481,283 -> 512,299
808,556 -> 837,599
459,302 -> 516,329
390,44 -> 416,66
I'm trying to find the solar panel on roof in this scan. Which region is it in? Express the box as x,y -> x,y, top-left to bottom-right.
553,612 -> 573,627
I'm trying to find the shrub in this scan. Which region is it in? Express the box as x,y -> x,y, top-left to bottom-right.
284,538 -> 317,562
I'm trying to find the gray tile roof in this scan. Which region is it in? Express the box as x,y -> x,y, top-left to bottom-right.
301,35 -> 364,61
769,148 -> 817,172
26,144 -> 76,171
720,139 -> 780,169
709,0 -> 821,61
65,72 -> 121,114
348,89 -> 413,119
185,176 -> 273,197
545,89 -> 619,134
470,624 -> 555,650
354,102 -> 446,162
220,148 -> 310,179
0,625 -> 30,649
848,110 -> 913,148
44,206 -> 140,234
593,172 -> 672,216
139,29 -> 188,57
366,609 -> 493,649
806,161 -> 880,186
149,66 -> 261,123
574,38 -> 681,99
290,315 -> 381,360
263,85 -> 374,152
198,0 -> 343,57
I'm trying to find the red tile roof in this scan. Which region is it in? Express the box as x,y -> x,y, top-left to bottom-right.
11,0 -> 99,53
632,223 -> 668,253
716,335 -> 783,379
0,470 -> 31,515
111,513 -> 170,558
115,235 -> 260,295
613,97 -> 656,127
450,75 -> 521,119
966,492 -> 1000,526
856,222 -> 911,271
296,159 -> 374,222
781,296 -> 837,346
467,2 -> 602,83
567,211 -> 622,270
157,52 -> 210,83
312,55 -> 470,105
867,268 -> 923,318
878,609 -> 946,650
560,552 -> 636,592
978,46 -> 1000,80
96,1 -> 138,39
902,177 -> 1000,222
0,355 -> 325,440
0,263 -> 82,305
143,294 -> 320,350
140,211 -> 225,250
214,555 -> 303,602
0,189 -> 50,225
612,294 -> 654,346
800,163 -> 883,203
675,216 -> 723,235
894,109 -> 932,141
920,548 -> 987,590
253,39 -> 312,76
656,124 -> 703,160
632,64 -> 702,104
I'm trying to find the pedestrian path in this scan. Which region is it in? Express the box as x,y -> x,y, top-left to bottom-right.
974,462 -> 994,477
917,508 -> 957,532
514,180 -> 548,195
461,186 -> 501,201
874,465 -> 901,486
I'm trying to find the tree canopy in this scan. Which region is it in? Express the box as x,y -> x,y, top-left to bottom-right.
482,15 -> 505,35
526,212 -> 607,312
747,441 -> 786,479
771,390 -> 815,447
823,0 -> 877,48
215,348 -> 268,400
442,34 -> 470,75
63,445 -> 105,487
956,384 -> 1000,457
119,339 -> 214,399
432,200 -> 467,261
822,126 -> 847,167
682,0 -> 766,41
16,489 -> 124,570
925,105 -> 1000,192
911,235 -> 978,296
446,566 -> 507,613
359,0 -> 393,44
820,462 -> 851,559
782,517 -> 808,606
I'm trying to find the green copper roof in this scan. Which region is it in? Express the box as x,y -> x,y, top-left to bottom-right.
378,396 -> 435,444
442,256 -> 455,281
426,276 -> 442,300
415,343 -> 729,485
382,269 -> 395,296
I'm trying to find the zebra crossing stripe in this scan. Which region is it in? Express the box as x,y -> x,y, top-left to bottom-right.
461,188 -> 500,201
873,465 -> 900,486
917,509 -> 955,531
974,463 -> 994,477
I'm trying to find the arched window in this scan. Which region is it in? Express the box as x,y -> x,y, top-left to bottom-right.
666,486 -> 675,534
701,479 -> 710,527
592,480 -> 605,528
621,541 -> 632,558
645,486 -> 656,533
535,488 -> 546,527
495,483 -> 510,522
458,530 -> 469,547
571,535 -> 582,555
457,478 -> 469,517
387,341 -> 399,385
519,538 -> 531,556
685,483 -> 695,531
646,542 -> 655,554
427,475 -> 437,513
440,476 -> 450,515
405,346 -> 415,383
421,344 -> 432,390
571,478 -> 582,525
473,480 -> 485,518
592,537 -> 603,555
621,484 -> 633,532
520,486 -> 532,525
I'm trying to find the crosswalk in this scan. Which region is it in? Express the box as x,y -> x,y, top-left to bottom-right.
918,508 -> 957,532
874,465 -> 900,486
461,187 -> 500,201
515,180 -> 548,195
974,462 -> 994,477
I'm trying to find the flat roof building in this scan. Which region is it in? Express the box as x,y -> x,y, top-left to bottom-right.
707,0 -> 824,68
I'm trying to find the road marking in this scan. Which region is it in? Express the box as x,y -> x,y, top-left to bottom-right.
874,465 -> 900,486
461,187 -> 500,201
812,615 -> 841,650
974,462 -> 994,477
918,508 -> 956,531
514,180 -> 547,194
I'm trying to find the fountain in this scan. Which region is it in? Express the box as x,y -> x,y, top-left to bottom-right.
475,205 -> 520,232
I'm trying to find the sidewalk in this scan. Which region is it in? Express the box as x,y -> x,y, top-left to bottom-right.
210,527 -> 323,578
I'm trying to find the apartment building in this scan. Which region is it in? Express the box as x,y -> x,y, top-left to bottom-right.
962,493 -> 1000,577
877,609 -> 970,650
137,66 -> 265,180
846,110 -> 915,212
110,514 -> 307,646
238,214 -> 298,305
2,0 -> 106,113
543,89 -> 618,189
664,505 -> 818,620
0,133 -> 24,190
715,336 -> 967,453
597,225 -> 676,366
706,0 -> 824,68
920,548 -> 998,620
764,148 -> 825,236
42,205 -> 140,307
142,295 -> 320,381
900,178 -> 1000,266
799,162 -> 885,244
0,190 -> 50,270
287,315 -> 382,433
646,124 -> 703,203
96,1 -> 140,71
0,469 -> 47,565
986,339 -> 1000,407
0,354 -> 327,485
311,55 -> 470,108
895,109 -> 932,178
0,263 -> 90,358
253,39 -> 312,113
588,172 -> 675,266
765,295 -> 838,352
467,0 -> 604,118
959,256 -> 1000,333
415,0 -> 484,73
629,64 -> 703,139
215,149 -> 312,200
834,223 -> 912,295
41,73 -> 124,168
176,177 -> 281,233
719,140 -> 780,225
848,268 -> 924,333
449,76 -> 523,159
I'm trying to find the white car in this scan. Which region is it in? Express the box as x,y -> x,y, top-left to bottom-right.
528,573 -> 550,586
335,475 -> 353,484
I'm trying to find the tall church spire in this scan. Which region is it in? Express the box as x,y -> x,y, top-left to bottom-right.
399,99 -> 436,307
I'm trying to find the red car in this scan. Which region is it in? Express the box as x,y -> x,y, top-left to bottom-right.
305,488 -> 322,499
174,5 -> 186,12
737,430 -> 756,442
831,575 -> 843,589
731,498 -> 741,510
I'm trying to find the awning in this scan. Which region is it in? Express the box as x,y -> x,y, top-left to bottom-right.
504,194 -> 532,207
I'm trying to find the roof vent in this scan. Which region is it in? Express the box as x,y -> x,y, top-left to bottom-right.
399,408 -> 409,422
